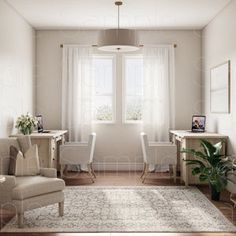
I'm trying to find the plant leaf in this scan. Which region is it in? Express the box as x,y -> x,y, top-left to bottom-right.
185,159 -> 206,168
200,139 -> 216,157
199,174 -> 208,182
192,167 -> 202,175
181,148 -> 207,160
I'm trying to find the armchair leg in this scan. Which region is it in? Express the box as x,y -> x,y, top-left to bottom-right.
142,164 -> 149,183
59,201 -> 64,217
17,213 -> 24,228
90,163 -> 96,178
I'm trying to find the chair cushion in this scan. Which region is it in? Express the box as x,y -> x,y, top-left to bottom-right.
12,176 -> 65,200
15,144 -> 40,176
17,135 -> 32,154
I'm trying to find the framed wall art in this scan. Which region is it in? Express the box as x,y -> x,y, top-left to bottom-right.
210,60 -> 230,113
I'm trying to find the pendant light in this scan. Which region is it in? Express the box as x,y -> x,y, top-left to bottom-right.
98,0 -> 139,52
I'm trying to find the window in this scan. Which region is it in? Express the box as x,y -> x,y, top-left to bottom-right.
92,55 -> 115,123
123,55 -> 143,123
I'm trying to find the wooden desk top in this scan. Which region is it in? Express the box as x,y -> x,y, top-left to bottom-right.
10,130 -> 68,139
170,130 -> 228,139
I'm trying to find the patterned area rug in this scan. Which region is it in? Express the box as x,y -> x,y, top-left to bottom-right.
2,186 -> 236,232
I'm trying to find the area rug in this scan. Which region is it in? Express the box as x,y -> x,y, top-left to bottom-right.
2,186 -> 236,232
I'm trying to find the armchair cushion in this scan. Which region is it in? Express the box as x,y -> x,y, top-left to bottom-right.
17,135 -> 32,154
12,176 -> 65,200
15,144 -> 40,176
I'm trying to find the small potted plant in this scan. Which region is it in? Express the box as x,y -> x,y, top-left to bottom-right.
181,139 -> 236,201
15,113 -> 38,135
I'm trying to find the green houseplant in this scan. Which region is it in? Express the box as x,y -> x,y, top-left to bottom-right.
181,139 -> 236,201
15,113 -> 38,135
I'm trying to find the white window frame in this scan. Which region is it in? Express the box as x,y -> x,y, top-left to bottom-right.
92,54 -> 116,124
122,54 -> 143,124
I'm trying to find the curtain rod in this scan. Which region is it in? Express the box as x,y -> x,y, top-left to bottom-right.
60,44 -> 177,48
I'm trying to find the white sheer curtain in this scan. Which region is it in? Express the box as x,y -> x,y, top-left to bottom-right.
62,46 -> 93,142
142,45 -> 175,142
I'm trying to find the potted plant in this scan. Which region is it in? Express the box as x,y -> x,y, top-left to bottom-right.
15,113 -> 38,135
181,139 -> 236,201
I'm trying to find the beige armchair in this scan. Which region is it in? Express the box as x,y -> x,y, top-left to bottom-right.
0,138 -> 65,228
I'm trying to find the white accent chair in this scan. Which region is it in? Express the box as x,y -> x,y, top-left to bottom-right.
226,170 -> 236,207
0,138 -> 65,228
60,133 -> 96,182
140,132 -> 177,183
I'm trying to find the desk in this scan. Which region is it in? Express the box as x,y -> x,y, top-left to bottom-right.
170,130 -> 228,186
11,130 -> 67,170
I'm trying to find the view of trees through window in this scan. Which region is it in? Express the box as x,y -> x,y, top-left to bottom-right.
92,56 -> 114,122
92,55 -> 143,123
124,56 -> 143,122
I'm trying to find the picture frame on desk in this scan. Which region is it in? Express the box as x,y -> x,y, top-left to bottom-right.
36,115 -> 44,133
191,115 -> 206,133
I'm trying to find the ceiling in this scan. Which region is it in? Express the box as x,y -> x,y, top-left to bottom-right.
6,0 -> 231,30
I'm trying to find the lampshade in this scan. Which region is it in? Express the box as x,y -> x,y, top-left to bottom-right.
98,29 -> 139,52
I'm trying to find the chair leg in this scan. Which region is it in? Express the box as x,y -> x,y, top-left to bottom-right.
142,164 -> 149,183
17,213 -> 24,228
87,164 -> 95,183
90,163 -> 96,178
173,165 -> 177,183
140,163 -> 146,179
59,201 -> 64,217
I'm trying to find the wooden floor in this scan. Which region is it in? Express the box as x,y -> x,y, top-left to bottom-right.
1,171 -> 236,236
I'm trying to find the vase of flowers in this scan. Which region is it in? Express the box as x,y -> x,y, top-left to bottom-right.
15,113 -> 38,135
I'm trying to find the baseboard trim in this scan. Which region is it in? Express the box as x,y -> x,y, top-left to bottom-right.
93,162 -> 144,171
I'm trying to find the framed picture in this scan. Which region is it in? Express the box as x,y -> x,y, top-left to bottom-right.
36,115 -> 44,133
191,115 -> 206,133
210,60 -> 230,113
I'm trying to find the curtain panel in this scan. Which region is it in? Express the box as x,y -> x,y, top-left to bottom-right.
61,46 -> 93,142
142,45 -> 175,142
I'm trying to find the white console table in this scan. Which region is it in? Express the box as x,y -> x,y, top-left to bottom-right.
11,130 -> 67,170
170,130 -> 228,186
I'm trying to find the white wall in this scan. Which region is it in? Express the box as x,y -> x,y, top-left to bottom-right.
202,0 -> 236,154
36,30 -> 202,169
0,0 -> 35,137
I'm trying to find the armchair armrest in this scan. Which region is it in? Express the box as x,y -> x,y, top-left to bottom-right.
40,168 -> 57,178
0,176 -> 16,205
1,175 -> 16,187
